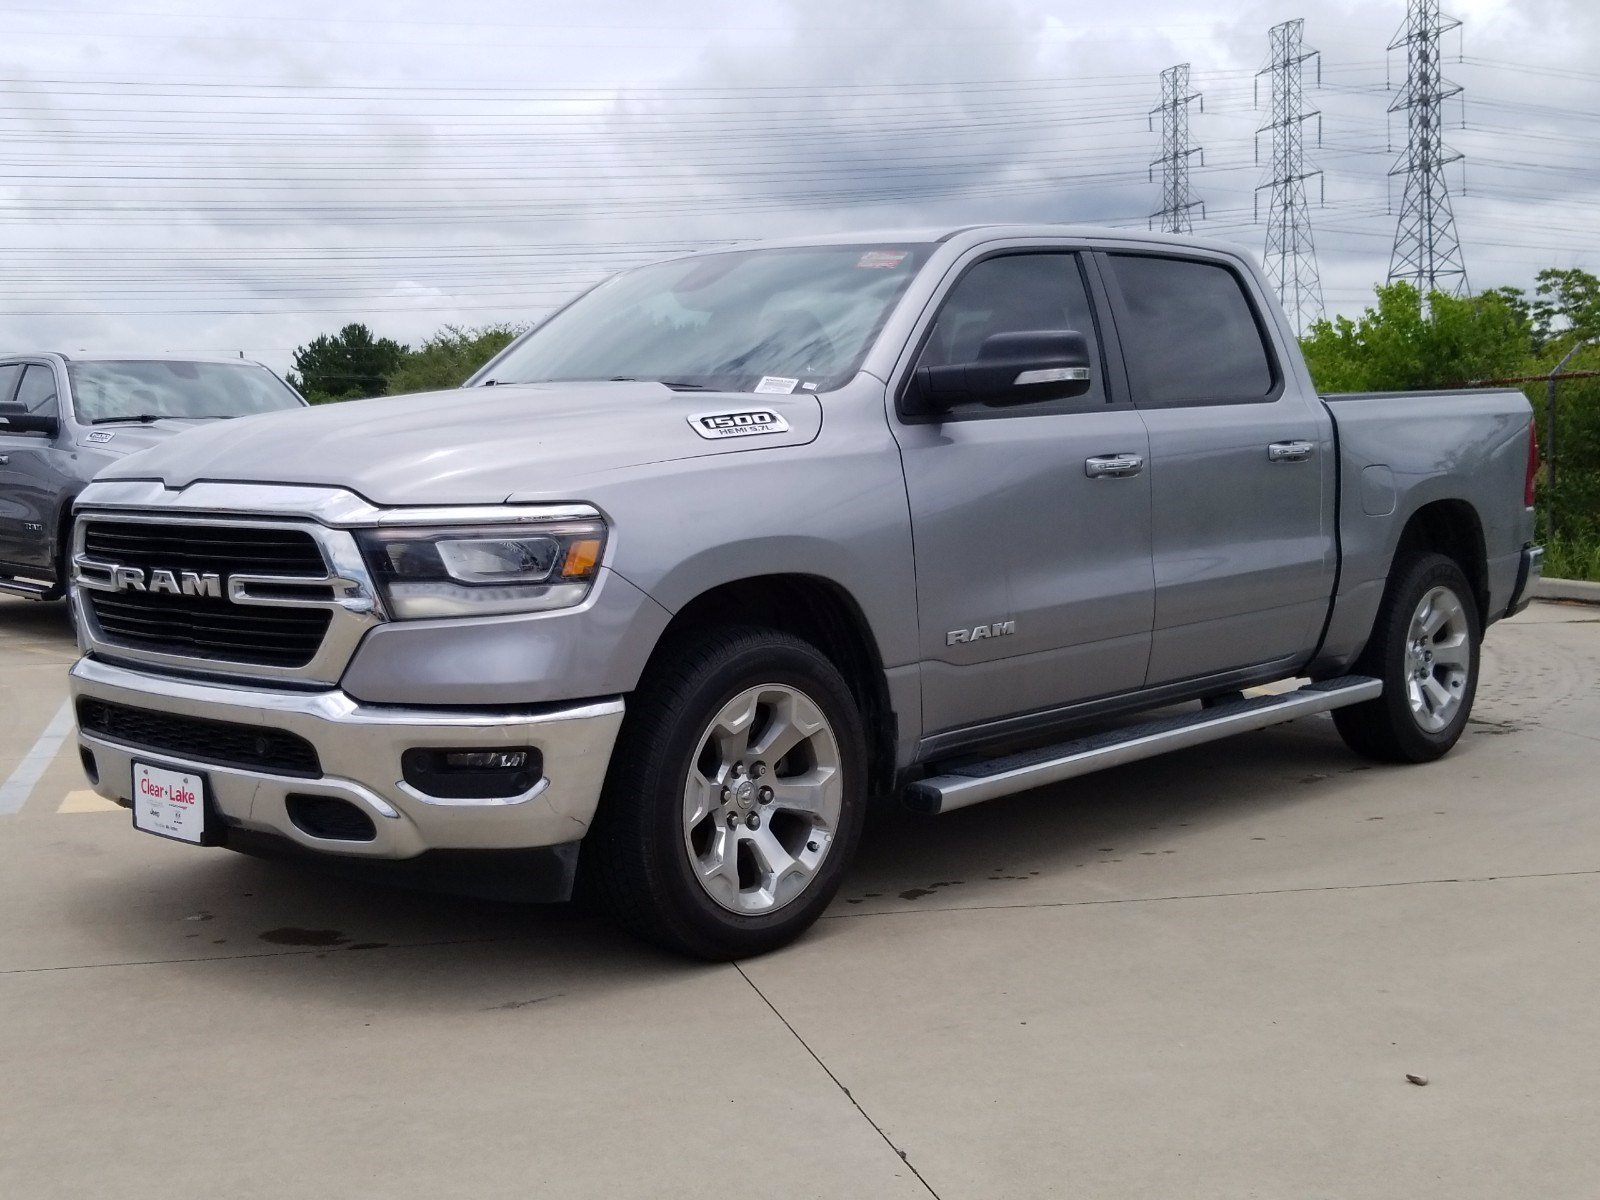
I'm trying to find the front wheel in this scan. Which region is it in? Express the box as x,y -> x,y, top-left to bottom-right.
588,627 -> 867,959
1333,552 -> 1481,763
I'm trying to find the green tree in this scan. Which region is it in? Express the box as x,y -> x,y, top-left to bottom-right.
1299,281 -> 1533,393
1528,341 -> 1600,559
386,324 -> 523,395
288,323 -> 408,404
1532,268 -> 1600,348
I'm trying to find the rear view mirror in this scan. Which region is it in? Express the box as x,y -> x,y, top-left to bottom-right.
906,330 -> 1093,415
0,401 -> 59,437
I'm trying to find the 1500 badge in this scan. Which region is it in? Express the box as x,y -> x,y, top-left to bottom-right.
688,410 -> 791,440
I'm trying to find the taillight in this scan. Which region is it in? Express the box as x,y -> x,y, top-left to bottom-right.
1525,421 -> 1540,508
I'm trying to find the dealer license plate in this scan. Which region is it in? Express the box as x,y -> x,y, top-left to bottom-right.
131,761 -> 206,844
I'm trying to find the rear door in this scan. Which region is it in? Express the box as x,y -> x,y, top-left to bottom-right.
891,248 -> 1155,741
1097,251 -> 1335,685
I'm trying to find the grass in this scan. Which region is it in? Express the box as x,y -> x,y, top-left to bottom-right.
1544,534 -> 1600,583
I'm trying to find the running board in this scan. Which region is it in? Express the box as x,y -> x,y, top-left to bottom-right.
0,576 -> 53,599
904,675 -> 1382,815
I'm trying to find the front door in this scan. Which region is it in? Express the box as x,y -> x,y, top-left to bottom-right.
1098,251 -> 1335,685
892,250 -> 1155,741
0,364 -> 65,574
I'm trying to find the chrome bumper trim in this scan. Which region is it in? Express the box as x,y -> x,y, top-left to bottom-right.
395,777 -> 553,808
70,656 -> 624,859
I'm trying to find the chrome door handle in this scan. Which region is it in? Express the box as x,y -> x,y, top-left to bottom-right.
1084,453 -> 1144,479
1268,441 -> 1315,462
0,454 -> 9,465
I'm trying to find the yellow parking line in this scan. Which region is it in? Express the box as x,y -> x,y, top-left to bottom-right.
57,789 -> 123,814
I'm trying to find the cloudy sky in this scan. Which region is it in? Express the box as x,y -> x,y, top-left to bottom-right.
3,0 -> 1597,371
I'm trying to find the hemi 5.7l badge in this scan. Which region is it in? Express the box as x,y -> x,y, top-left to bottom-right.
688,409 -> 791,440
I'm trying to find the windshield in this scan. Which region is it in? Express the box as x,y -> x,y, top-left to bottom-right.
480,243 -> 932,394
66,360 -> 305,423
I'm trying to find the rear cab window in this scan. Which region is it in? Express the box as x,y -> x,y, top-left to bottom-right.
1101,253 -> 1279,407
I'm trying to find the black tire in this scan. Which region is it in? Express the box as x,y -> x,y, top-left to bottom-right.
1333,551 -> 1482,763
587,626 -> 868,960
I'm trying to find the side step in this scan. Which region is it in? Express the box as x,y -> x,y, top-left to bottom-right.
0,576 -> 54,600
904,675 -> 1382,815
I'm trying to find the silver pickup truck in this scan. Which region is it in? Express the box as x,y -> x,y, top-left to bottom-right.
66,226 -> 1542,958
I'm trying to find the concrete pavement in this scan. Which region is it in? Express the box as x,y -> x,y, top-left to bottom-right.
2,595 -> 1598,1198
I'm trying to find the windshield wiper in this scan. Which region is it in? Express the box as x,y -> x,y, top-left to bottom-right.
606,376 -> 709,391
90,414 -> 173,425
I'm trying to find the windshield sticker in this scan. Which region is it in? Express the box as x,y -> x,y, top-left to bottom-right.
754,375 -> 799,395
688,410 -> 793,440
85,430 -> 115,443
856,250 -> 908,269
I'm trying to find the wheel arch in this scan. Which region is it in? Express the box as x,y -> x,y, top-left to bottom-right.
1389,498 -> 1489,625
641,574 -> 898,796
53,492 -> 79,576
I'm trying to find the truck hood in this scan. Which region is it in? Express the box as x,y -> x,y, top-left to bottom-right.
96,381 -> 824,506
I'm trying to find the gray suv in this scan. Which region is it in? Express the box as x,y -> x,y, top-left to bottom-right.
0,353 -> 306,602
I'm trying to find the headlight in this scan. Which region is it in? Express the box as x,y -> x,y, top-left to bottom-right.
357,518 -> 607,619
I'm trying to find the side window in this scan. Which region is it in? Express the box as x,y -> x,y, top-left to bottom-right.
1105,254 -> 1276,406
16,365 -> 60,418
0,364 -> 21,406
915,253 -> 1109,414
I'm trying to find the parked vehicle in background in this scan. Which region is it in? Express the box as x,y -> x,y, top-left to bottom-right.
0,354 -> 306,603
64,227 -> 1542,959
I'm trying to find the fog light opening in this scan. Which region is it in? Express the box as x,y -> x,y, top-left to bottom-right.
285,794 -> 377,843
401,746 -> 543,801
78,746 -> 100,786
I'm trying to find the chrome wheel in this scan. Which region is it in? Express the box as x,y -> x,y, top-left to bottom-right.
1404,585 -> 1472,733
681,683 -> 843,916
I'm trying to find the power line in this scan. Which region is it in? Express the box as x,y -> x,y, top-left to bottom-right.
1387,0 -> 1469,295
1150,63 -> 1205,233
1256,18 -> 1325,336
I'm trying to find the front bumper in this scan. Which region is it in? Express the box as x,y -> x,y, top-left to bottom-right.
69,656 -> 625,861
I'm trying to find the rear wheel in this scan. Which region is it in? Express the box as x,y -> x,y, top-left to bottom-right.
1333,552 -> 1481,763
588,627 -> 867,959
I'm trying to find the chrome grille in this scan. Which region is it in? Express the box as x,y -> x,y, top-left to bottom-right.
86,591 -> 332,667
80,519 -> 335,670
82,521 -> 327,574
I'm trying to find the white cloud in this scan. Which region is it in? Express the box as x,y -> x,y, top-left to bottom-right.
0,0 -> 1595,369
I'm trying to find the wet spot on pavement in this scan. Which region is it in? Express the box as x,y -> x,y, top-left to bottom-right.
259,927 -> 350,947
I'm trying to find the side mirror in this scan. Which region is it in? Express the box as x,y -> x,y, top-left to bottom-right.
905,330 -> 1093,416
0,401 -> 59,437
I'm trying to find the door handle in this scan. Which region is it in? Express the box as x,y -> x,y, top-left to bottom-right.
0,454 -> 8,465
1268,441 -> 1315,463
1084,453 -> 1144,479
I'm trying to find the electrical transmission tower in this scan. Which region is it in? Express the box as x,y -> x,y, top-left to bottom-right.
1256,19 -> 1325,336
1387,0 -> 1468,295
1149,64 -> 1204,234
